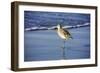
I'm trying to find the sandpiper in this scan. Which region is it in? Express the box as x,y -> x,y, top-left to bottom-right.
57,24 -> 72,59
57,24 -> 72,40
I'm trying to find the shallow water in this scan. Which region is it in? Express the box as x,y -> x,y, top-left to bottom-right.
24,26 -> 90,61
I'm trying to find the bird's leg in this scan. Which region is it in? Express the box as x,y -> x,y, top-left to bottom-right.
63,40 -> 65,49
62,40 -> 66,59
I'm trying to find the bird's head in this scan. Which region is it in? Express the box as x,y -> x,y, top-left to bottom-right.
57,24 -> 62,29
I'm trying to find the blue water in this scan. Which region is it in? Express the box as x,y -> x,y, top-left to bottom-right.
24,11 -> 90,28
24,26 -> 90,61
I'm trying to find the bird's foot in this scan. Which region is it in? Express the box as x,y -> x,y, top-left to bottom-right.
61,46 -> 66,49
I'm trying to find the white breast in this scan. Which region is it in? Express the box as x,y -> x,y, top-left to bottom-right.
57,29 -> 66,39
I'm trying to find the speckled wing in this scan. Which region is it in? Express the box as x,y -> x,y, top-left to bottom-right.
63,29 -> 73,39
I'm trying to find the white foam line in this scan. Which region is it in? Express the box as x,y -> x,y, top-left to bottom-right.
25,23 -> 90,31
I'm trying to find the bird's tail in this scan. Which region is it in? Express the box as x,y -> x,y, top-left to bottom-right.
70,36 -> 73,39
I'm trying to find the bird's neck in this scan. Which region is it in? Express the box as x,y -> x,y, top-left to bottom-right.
57,27 -> 61,30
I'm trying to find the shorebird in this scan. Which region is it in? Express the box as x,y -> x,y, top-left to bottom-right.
57,24 -> 72,59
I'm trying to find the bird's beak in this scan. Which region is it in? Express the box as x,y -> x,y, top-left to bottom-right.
54,27 -> 57,30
